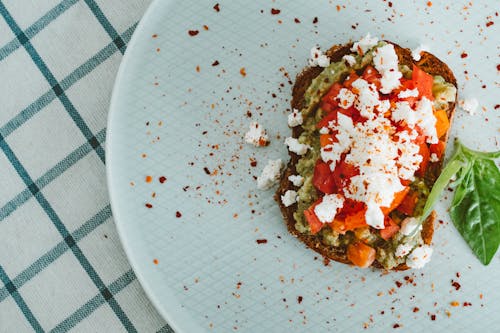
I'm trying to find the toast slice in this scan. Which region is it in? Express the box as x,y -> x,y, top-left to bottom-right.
275,41 -> 457,270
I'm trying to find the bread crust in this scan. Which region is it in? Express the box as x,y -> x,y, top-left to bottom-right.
275,41 -> 456,270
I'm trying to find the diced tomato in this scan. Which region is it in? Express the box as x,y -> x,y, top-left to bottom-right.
320,133 -> 337,147
331,207 -> 368,234
304,205 -> 324,235
381,186 -> 410,215
347,242 -> 376,268
416,141 -> 430,177
430,140 -> 446,159
380,216 -> 400,240
362,65 -> 381,90
332,159 -> 359,190
396,190 -> 419,216
319,100 -> 336,113
321,83 -> 343,109
343,71 -> 359,88
434,109 -> 450,139
394,78 -> 418,106
341,198 -> 366,215
412,64 -> 434,100
316,111 -> 338,129
400,178 -> 412,186
313,160 -> 337,194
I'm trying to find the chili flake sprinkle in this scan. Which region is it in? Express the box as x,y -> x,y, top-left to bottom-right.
153,258 -> 159,265
188,30 -> 199,36
159,176 -> 167,184
145,175 -> 153,183
145,203 -> 153,208
240,67 -> 247,77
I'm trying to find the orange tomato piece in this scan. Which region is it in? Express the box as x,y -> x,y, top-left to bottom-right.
396,190 -> 419,216
320,134 -> 337,147
416,142 -> 430,177
304,200 -> 324,234
380,216 -> 400,240
430,140 -> 446,159
347,242 -> 376,268
434,109 -> 450,139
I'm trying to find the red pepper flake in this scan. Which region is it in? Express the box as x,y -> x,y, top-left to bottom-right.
145,175 -> 153,183
463,302 -> 472,307
153,258 -> 159,265
188,30 -> 199,36
271,8 -> 280,15
203,167 -> 211,175
294,18 -> 300,23
240,67 -> 247,77
450,301 -> 460,307
460,52 -> 468,58
451,280 -> 461,290
393,323 -> 401,329
430,314 -> 436,321
236,281 -> 242,289
336,5 -> 341,11
152,34 -> 158,38
176,211 -> 182,218
159,176 -> 167,184
456,272 -> 460,278
395,281 -> 403,288
413,307 -> 420,313
427,1 -> 432,7
212,60 -> 219,66
256,239 -> 267,244
196,65 -> 201,72
388,1 -> 393,7
313,16 -> 319,24
297,296 -> 303,304
249,158 -> 257,167
203,25 -> 209,30
145,203 -> 153,208
497,64 -> 500,71
156,48 -> 160,52
495,105 -> 500,110
486,21 -> 494,27
213,3 -> 220,12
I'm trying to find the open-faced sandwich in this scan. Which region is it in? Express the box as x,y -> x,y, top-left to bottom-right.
275,34 -> 457,270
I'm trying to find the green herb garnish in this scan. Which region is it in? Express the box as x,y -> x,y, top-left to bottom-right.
420,140 -> 500,265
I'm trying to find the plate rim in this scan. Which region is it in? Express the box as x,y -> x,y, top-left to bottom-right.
105,0 -> 192,332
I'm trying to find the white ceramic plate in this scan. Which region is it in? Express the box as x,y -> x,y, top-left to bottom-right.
107,1 -> 500,331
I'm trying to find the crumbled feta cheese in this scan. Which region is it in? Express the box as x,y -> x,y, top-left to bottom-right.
391,101 -> 416,125
372,44 -> 402,94
351,33 -> 379,55
400,217 -> 422,236
395,243 -> 414,258
430,153 -> 439,162
415,97 -> 438,144
459,98 -> 479,115
336,88 -> 356,109
411,44 -> 429,61
398,88 -> 419,99
244,122 -> 269,147
352,78 -> 380,119
365,202 -> 385,229
321,113 -> 354,168
308,46 -> 330,67
285,137 -> 310,155
377,99 -> 391,113
257,159 -> 283,190
319,127 -> 329,134
288,108 -> 303,127
281,190 -> 298,207
288,174 -> 304,187
314,194 -> 344,223
406,245 -> 433,269
342,54 -> 357,66
395,130 -> 422,180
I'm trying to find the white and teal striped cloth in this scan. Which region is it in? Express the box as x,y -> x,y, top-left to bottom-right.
0,1 -> 172,332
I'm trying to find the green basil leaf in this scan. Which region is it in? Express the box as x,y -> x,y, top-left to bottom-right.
450,159 -> 500,265
420,158 -> 465,221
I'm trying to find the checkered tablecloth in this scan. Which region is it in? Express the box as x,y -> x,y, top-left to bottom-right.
0,1 -> 174,332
